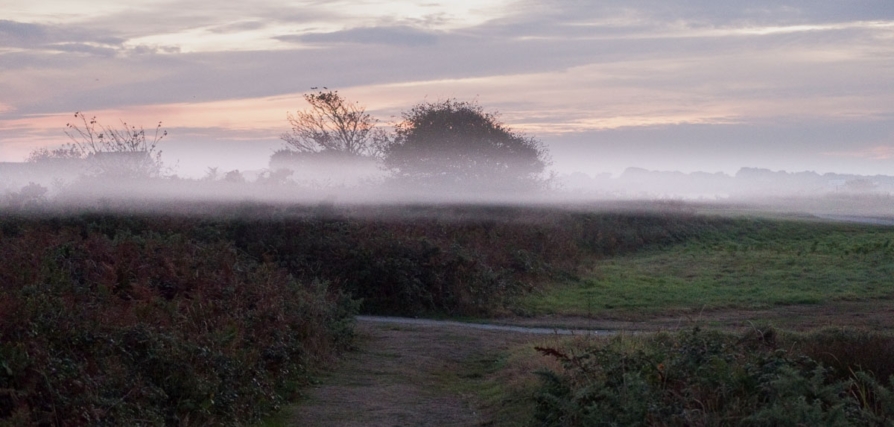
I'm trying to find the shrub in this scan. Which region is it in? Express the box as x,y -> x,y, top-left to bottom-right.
0,219 -> 356,426
533,328 -> 894,426
2,183 -> 48,211
381,100 -> 550,192
56,112 -> 168,178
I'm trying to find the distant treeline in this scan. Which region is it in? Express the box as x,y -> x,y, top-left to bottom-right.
559,166 -> 894,198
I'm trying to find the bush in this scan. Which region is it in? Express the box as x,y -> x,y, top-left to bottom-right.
221,205 -> 729,316
59,112 -> 168,178
533,327 -> 894,426
791,328 -> 894,385
382,100 -> 550,192
0,219 -> 357,426
2,183 -> 48,211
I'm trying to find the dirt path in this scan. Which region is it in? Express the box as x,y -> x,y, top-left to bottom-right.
285,300 -> 894,426
286,320 -> 535,427
356,315 -> 614,335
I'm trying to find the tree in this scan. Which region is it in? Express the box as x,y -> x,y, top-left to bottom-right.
26,145 -> 83,163
280,88 -> 383,157
29,112 -> 167,178
381,100 -> 550,191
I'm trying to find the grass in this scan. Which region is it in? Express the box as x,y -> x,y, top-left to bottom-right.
449,216 -> 894,426
522,220 -> 894,316
574,328 -> 894,426
474,327 -> 894,427
435,336 -> 567,427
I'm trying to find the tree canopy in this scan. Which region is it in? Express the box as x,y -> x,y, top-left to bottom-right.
382,100 -> 550,191
280,89 -> 383,157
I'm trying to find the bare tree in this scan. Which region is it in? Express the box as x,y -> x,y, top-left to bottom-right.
280,89 -> 383,157
61,112 -> 168,178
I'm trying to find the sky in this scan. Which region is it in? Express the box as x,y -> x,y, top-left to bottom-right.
1,0 -> 893,178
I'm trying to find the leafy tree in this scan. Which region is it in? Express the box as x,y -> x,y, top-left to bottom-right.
382,100 -> 550,191
280,88 -> 383,157
29,112 -> 167,178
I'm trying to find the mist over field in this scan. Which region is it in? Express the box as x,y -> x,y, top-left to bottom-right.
2,93 -> 891,219
2,156 -> 893,222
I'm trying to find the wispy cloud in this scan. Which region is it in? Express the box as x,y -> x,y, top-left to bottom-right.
282,26 -> 438,46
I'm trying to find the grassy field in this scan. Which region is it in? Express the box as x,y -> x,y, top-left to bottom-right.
469,217 -> 894,426
521,219 -> 894,316
4,203 -> 894,425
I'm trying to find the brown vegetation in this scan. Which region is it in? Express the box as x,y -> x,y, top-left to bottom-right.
0,215 -> 356,426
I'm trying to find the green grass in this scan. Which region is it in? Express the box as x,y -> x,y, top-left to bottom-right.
522,220 -> 894,315
436,346 -> 543,427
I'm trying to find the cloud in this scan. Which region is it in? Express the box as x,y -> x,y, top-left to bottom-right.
2,0 -> 894,176
48,43 -> 118,56
281,25 -> 438,46
549,1 -> 894,26
3,12 -> 892,122
0,19 -> 127,56
207,21 -> 268,34
129,44 -> 181,55
0,20 -> 49,47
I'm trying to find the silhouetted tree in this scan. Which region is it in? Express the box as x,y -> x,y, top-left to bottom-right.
29,112 -> 167,178
280,89 -> 384,157
381,100 -> 550,191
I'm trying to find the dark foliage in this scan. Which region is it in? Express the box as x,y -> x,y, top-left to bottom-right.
534,327 -> 894,427
0,204 -> 791,425
382,100 -> 550,192
221,205 -> 729,316
1,204 -> 732,318
0,217 -> 356,426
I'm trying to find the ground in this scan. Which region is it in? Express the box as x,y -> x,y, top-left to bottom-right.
280,299 -> 894,427
283,321 -> 534,427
